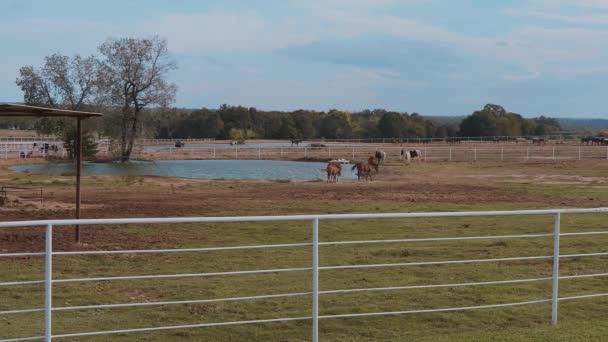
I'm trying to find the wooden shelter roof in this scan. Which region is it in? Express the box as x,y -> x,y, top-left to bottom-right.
0,103 -> 102,118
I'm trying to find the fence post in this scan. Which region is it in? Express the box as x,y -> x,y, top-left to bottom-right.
236,147 -> 239,159
352,147 -> 355,159
474,148 -> 477,161
606,146 -> 608,160
213,147 -> 216,159
280,148 -> 283,158
449,147 -> 452,162
578,147 -> 581,161
44,224 -> 53,342
501,147 -> 504,161
258,148 -> 261,160
551,212 -> 561,326
526,148 -> 530,161
312,217 -> 319,342
304,148 -> 308,158
328,146 -> 331,158
552,147 -> 556,161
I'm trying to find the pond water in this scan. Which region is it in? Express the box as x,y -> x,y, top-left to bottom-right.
11,160 -> 358,181
143,142 -> 370,150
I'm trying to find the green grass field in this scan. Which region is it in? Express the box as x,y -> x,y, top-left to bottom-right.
1,203 -> 607,341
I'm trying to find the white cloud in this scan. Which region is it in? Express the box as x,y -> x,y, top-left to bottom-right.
576,0 -> 608,9
504,7 -> 608,23
291,0 -> 430,11
301,5 -> 608,76
140,11 -> 315,53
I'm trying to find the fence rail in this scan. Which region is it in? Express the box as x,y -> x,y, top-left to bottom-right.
137,145 -> 608,162
1,207 -> 608,341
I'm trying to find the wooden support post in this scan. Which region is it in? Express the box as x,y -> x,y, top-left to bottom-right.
75,118 -> 82,243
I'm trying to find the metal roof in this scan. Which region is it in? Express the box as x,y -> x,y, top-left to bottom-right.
0,103 -> 102,118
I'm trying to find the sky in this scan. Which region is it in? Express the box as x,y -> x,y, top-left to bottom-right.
1,0 -> 608,118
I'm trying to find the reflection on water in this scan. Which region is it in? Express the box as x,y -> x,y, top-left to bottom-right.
11,160 -> 357,181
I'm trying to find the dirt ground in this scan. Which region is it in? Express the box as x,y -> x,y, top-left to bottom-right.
1,158 -> 607,253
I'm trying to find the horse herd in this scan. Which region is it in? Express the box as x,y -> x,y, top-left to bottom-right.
326,149 -> 422,183
581,137 -> 608,146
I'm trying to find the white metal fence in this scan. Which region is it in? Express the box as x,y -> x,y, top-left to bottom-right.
138,145 -> 608,162
1,208 -> 608,341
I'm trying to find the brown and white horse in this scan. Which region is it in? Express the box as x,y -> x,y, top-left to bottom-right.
401,149 -> 422,163
375,150 -> 386,164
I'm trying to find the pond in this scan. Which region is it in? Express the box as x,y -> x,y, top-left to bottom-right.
143,142 -> 371,150
11,160 -> 358,181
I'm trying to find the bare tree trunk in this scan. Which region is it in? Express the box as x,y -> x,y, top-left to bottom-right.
124,110 -> 139,160
120,104 -> 130,162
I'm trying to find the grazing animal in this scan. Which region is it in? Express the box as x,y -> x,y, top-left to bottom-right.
291,138 -> 302,146
400,149 -> 422,162
368,156 -> 380,172
583,137 -> 608,146
350,156 -> 379,181
174,141 -> 184,148
351,161 -> 373,181
326,162 -> 342,183
375,150 -> 386,164
532,138 -> 546,145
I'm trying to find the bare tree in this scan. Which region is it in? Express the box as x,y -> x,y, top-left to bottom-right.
16,53 -> 100,110
15,54 -> 102,136
98,36 -> 177,161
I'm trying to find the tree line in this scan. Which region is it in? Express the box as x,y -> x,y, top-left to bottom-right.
147,103 -> 561,141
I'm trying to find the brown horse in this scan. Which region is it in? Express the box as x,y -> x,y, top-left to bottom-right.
368,156 -> 380,172
326,162 -> 342,183
351,156 -> 379,181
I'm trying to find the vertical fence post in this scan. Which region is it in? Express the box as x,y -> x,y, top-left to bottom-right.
606,146 -> 608,160
552,147 -> 556,161
352,147 -> 355,159
474,148 -> 477,161
552,212 -> 561,326
526,148 -> 530,161
449,147 -> 452,162
578,147 -> 581,161
280,148 -> 283,158
236,147 -> 239,159
501,147 -> 504,161
312,217 -> 319,342
328,146 -> 331,158
258,148 -> 261,160
304,147 -> 308,158
45,224 -> 53,342
213,147 -> 216,159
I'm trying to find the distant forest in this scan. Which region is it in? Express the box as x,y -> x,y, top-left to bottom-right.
2,103 -> 606,140
145,103 -> 564,140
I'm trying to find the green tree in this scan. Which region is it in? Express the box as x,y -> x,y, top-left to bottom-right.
319,110 -> 353,139
377,112 -> 405,138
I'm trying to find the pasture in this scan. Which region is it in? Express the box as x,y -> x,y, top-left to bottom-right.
1,159 -> 607,341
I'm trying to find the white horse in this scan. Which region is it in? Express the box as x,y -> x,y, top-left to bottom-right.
375,150 -> 386,164
400,149 -> 422,163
